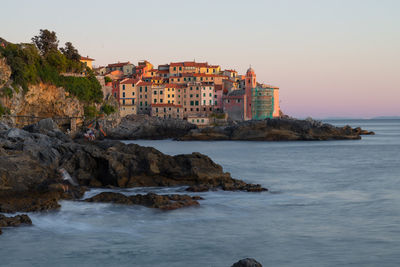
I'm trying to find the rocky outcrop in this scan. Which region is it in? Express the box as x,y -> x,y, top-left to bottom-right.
0,119 -> 265,213
232,258 -> 263,267
84,192 -> 202,210
179,118 -> 375,141
0,214 -> 32,235
104,114 -> 196,140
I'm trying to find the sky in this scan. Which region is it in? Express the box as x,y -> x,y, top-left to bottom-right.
1,0 -> 399,118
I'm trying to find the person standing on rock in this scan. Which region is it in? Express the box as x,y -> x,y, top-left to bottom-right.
58,168 -> 79,196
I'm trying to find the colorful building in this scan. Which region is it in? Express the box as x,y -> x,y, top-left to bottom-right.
119,78 -> 140,116
80,56 -> 94,69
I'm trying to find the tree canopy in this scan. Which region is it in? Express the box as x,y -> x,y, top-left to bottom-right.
31,29 -> 59,55
60,42 -> 81,61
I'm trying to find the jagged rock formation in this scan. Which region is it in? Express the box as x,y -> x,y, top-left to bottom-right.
84,192 -> 203,210
103,114 -> 196,140
0,214 -> 32,235
178,118 -> 375,141
0,119 -> 265,213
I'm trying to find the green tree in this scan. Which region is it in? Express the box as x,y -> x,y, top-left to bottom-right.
45,50 -> 67,72
31,29 -> 59,55
60,42 -> 81,61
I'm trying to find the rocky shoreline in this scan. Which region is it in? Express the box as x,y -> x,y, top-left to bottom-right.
101,115 -> 374,141
0,118 -> 265,234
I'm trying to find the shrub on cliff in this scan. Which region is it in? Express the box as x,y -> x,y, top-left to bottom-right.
101,104 -> 116,115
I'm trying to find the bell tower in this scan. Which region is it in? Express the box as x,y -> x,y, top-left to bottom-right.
245,66 -> 256,120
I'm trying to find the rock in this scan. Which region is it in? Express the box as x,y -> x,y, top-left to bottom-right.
0,119 -> 266,213
179,118 -> 373,141
0,214 -> 32,235
0,191 -> 61,213
103,114 -> 197,140
231,258 -> 263,267
84,192 -> 202,210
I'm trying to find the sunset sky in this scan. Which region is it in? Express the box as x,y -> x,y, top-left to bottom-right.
2,0 -> 399,118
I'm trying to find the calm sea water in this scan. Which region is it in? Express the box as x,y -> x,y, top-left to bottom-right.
1,119 -> 399,267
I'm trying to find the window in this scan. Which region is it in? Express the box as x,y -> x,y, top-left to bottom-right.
203,100 -> 206,105
114,93 -> 116,97
145,101 -> 147,106
164,108 -> 166,112
154,91 -> 157,95
201,119 -> 204,122
237,99 -> 241,103
140,87 -> 142,92
209,93 -> 212,97
160,91 -> 163,95
122,99 -> 125,105
172,94 -> 174,97
179,67 -> 182,71
203,93 -> 205,97
140,101 -> 142,106
196,108 -> 199,111
160,99 -> 163,103
123,85 -> 125,90
123,92 -> 125,97
132,99 -> 135,104
132,92 -> 135,96
209,100 -> 212,105
190,101 -> 194,106
154,99 -> 157,103
173,67 -> 176,71
195,101 -> 199,106
145,87 -> 147,92
168,94 -> 170,98
215,100 -> 218,105
156,108 -> 158,113
169,107 -> 171,111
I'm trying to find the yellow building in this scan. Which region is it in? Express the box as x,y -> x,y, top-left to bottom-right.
119,78 -> 139,117
80,56 -> 95,69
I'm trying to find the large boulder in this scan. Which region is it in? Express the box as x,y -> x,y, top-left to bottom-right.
0,214 -> 32,235
84,192 -> 202,210
232,258 -> 263,267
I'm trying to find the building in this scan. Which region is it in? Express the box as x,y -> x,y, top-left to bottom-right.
223,89 -> 246,121
119,78 -> 140,116
187,115 -> 210,127
151,104 -> 183,119
251,84 -> 280,119
80,56 -> 94,69
137,81 -> 153,114
244,67 -> 257,120
106,62 -> 134,76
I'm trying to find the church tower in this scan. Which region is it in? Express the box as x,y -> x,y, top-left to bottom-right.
245,66 -> 256,120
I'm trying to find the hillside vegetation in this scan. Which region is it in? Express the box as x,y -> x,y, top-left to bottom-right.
0,30 -> 103,104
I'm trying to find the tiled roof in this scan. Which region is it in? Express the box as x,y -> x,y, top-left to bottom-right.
120,78 -> 140,85
81,56 -> 94,61
107,62 -> 131,67
137,81 -> 153,86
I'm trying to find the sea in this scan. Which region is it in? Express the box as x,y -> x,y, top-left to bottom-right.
0,119 -> 399,267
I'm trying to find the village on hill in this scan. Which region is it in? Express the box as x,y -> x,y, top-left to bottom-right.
82,57 -> 280,126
